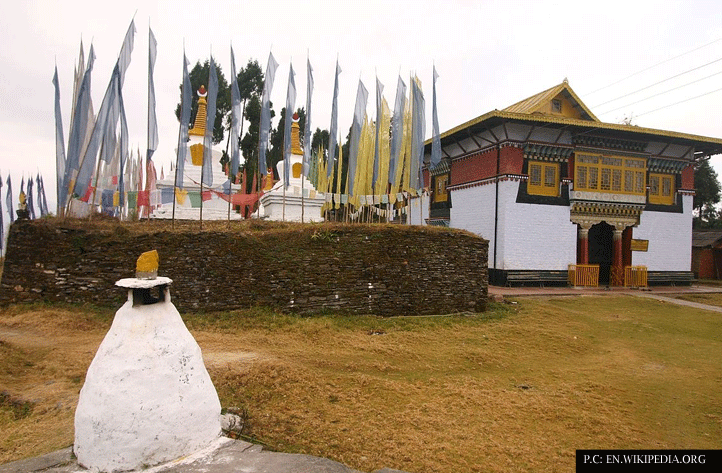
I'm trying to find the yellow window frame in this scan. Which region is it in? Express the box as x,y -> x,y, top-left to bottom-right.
574,154 -> 646,195
434,174 -> 449,202
528,161 -> 559,196
648,173 -> 675,205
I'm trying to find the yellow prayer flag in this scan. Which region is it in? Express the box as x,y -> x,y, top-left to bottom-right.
175,187 -> 188,205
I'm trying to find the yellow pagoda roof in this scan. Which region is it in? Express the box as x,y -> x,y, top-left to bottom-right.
502,79 -> 599,121
427,80 -> 722,157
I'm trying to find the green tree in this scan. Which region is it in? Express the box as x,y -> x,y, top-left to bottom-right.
175,59 -> 231,145
239,95 -> 267,191
311,128 -> 329,156
268,107 -> 306,177
693,159 -> 722,228
228,60 -> 265,163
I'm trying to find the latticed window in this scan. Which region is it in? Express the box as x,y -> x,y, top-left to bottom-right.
601,168 -> 611,191
589,167 -> 598,189
649,173 -> 674,205
529,163 -> 542,187
528,161 -> 559,196
635,172 -> 645,193
574,154 -> 646,195
612,169 -> 622,191
624,170 -> 633,192
578,167 -> 587,189
544,166 -> 556,188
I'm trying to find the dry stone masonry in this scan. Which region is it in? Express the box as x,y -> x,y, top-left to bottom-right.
0,220 -> 488,316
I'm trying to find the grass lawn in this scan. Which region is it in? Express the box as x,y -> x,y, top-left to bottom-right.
1,296 -> 721,472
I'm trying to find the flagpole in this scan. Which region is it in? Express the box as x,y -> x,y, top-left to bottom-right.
227,179 -> 231,227
200,159 -> 204,231
256,170 -> 261,219
89,153 -> 103,219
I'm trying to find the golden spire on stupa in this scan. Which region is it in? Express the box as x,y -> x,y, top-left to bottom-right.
189,85 -> 208,137
291,113 -> 303,156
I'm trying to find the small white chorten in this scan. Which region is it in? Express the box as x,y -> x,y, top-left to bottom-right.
259,113 -> 325,222
74,251 -> 221,472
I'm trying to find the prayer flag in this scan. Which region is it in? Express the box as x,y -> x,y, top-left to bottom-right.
348,80 -> 368,196
230,46 -> 241,180
303,57 -> 314,175
118,71 -> 129,207
390,76 -> 406,186
137,190 -> 150,207
74,35 -> 134,199
117,20 -> 136,88
410,76 -> 425,191
373,77 -> 384,190
53,66 -> 66,214
202,55 -> 218,187
36,175 -> 46,217
327,60 -> 341,178
63,45 -> 95,207
283,63 -> 296,187
176,52 -> 192,189
174,187 -> 188,205
6,175 -> 13,224
259,52 -> 279,177
430,66 -> 441,169
27,178 -> 35,219
147,26 -> 158,162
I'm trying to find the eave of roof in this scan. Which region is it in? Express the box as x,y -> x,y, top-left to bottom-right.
425,110 -> 722,156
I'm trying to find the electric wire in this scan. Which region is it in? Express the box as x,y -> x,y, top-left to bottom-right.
635,86 -> 722,118
585,36 -> 722,96
597,69 -> 722,116
591,56 -> 722,108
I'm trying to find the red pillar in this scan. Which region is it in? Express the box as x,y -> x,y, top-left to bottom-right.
612,228 -> 624,286
578,225 -> 590,264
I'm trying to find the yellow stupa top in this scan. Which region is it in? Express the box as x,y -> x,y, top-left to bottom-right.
189,85 -> 208,137
136,250 -> 159,279
291,114 -> 303,155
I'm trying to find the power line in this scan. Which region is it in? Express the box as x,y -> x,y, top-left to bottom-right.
597,69 -> 722,116
585,36 -> 722,96
591,56 -> 722,109
635,86 -> 722,118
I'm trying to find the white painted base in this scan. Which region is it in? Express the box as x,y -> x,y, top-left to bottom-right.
74,293 -> 221,472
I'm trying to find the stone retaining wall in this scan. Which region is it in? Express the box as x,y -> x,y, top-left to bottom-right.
0,220 -> 488,316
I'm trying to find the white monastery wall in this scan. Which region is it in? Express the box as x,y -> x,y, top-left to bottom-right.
408,194 -> 430,226
498,183 -> 577,270
450,181 -> 576,270
632,195 -> 693,271
449,185 -> 497,262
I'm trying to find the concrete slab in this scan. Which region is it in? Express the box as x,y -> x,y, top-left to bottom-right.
0,438 -> 408,473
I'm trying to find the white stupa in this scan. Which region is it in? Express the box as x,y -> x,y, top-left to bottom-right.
259,113 -> 325,222
152,85 -> 243,220
74,251 -> 221,472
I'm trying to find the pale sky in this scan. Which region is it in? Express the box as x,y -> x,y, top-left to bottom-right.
2,0 -> 722,214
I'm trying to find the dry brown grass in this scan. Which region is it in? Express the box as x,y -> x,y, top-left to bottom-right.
2,296 -> 722,472
675,293 -> 722,307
